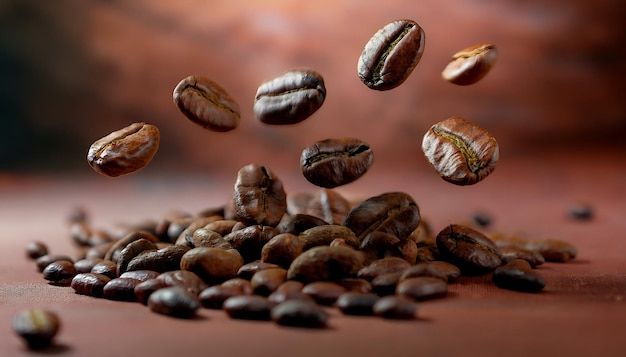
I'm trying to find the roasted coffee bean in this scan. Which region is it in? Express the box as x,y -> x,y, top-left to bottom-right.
84,243 -> 112,260
188,228 -> 231,250
102,277 -> 141,301
471,212 -> 493,228
156,270 -> 209,295
396,277 -> 448,301
68,206 -> 89,224
271,300 -> 328,328
436,224 -> 501,275
287,246 -> 364,283
251,268 -> 288,296
199,285 -> 244,309
254,69 -> 326,125
134,279 -> 169,305
343,192 -> 420,242
525,239 -> 577,263
104,230 -> 160,262
116,238 -> 158,276
126,245 -> 190,273
336,292 -> 380,316
261,233 -> 304,268
180,247 -> 243,285
299,225 -> 360,250
35,255 -> 73,273
300,137 -> 373,188
237,261 -> 281,280
13,308 -> 61,349
233,164 -> 287,227
70,273 -> 111,297
69,222 -> 93,247
173,75 -> 241,132
414,246 -> 438,263
334,278 -> 373,294
267,281 -> 314,305
500,247 -> 545,268
148,286 -> 200,318
330,238 -> 348,247
119,270 -> 160,282
174,216 -> 223,246
422,117 -> 499,186
302,281 -> 347,305
385,239 -> 418,265
568,202 -> 594,221
357,257 -> 411,281
400,261 -> 461,283
278,214 -> 328,235
371,271 -> 404,296
90,260 -> 119,279
87,122 -> 160,177
74,258 -> 104,274
221,278 -> 254,295
202,220 -> 240,236
442,43 -> 496,85
287,189 -> 351,224
166,217 -> 194,243
493,259 -> 546,292
373,296 -> 417,319
225,225 -> 279,263
223,295 -> 273,321
42,260 -> 77,285
360,231 -> 401,264
358,19 -> 425,90
25,241 -> 48,260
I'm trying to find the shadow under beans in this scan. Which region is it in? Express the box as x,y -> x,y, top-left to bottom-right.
20,342 -> 72,355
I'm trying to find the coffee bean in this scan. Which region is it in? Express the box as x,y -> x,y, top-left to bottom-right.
254,68 -> 326,125
104,230 -> 160,262
302,281 -> 347,305
422,116 -> 499,186
187,228 -> 231,250
156,270 -> 209,295
237,261 -> 281,280
224,225 -> 279,263
371,271 -> 404,296
271,300 -> 328,328
180,247 -> 244,285
199,285 -> 244,309
414,246 -> 438,263
568,202 -> 594,221
358,19 -> 425,90
334,278 -> 373,294
400,261 -> 461,283
493,259 -> 546,292
278,214 -> 328,235
233,164 -> 287,227
396,277 -> 448,301
223,295 -> 273,321
287,188 -> 351,224
300,225 -> 360,251
90,260 -> 119,279
336,292 -> 380,316
287,246 -> 364,283
173,75 -> 241,132
87,122 -> 160,177
525,239 -> 578,263
119,270 -> 160,282
116,238 -> 158,276
221,278 -> 254,295
74,258 -> 104,273
134,279 -> 169,305
357,257 -> 411,281
102,277 -> 141,301
35,255 -> 73,273
442,43 -> 496,85
436,224 -> 502,275
42,260 -> 77,285
471,211 -> 493,228
148,286 -> 200,318
385,239 -> 418,265
13,308 -> 61,349
267,281 -> 314,305
126,245 -> 190,273
174,216 -> 224,246
250,268 -> 288,296
261,233 -> 303,269
70,273 -> 111,297
372,296 -> 417,320
500,246 -> 545,268
25,241 -> 48,260
202,220 -> 240,236
359,231 -> 401,264
300,137 -> 373,188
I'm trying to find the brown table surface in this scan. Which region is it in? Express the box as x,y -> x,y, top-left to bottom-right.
1,149 -> 625,357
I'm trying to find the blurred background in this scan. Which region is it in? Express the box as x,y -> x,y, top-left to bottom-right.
1,0 -> 625,179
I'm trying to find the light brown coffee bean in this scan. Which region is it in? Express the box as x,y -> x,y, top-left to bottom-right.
442,43 -> 497,85
261,233 -> 303,269
233,164 -> 287,227
87,122 -> 160,177
180,247 -> 243,285
436,224 -> 502,275
300,137 -> 374,188
287,246 -> 364,283
173,75 -> 241,132
223,295 -> 273,321
13,308 -> 61,349
299,225 -> 360,251
358,19 -> 425,90
271,300 -> 328,328
148,286 -> 200,318
70,273 -> 111,297
493,259 -> 546,292
525,239 -> 578,263
396,277 -> 448,301
373,296 -> 417,319
254,68 -> 326,125
188,228 -> 231,250
422,117 -> 499,186
42,260 -> 77,285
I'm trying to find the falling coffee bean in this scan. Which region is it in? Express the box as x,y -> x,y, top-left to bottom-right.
442,43 -> 497,85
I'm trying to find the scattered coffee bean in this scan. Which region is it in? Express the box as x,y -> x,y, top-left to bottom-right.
221,278 -> 254,295
13,308 -> 61,349
500,246 -> 545,268
422,116 -> 499,185
237,261 -> 281,280
148,286 -> 201,318
357,257 -> 411,281
373,296 -> 417,320
302,281 -> 347,305
104,230 -> 160,262
103,277 -> 141,301
134,279 -> 169,305
35,255 -> 73,273
400,261 -> 461,283
261,233 -> 304,268
116,238 -> 158,276
334,278 -> 373,294
224,225 -> 279,263
119,270 -> 160,282
126,245 -> 190,273
223,295 -> 273,321
42,260 -> 77,285
493,259 -> 546,292
71,273 -> 111,297
300,225 -> 360,250
267,281 -> 314,305
336,292 -> 380,315
568,203 -> 594,221
250,268 -> 288,296
271,300 -> 328,328
187,228 -> 231,250
199,285 -> 244,309
156,270 -> 209,295
371,271 -> 404,296
396,277 -> 448,301
436,224 -> 502,275
287,246 -> 364,283
180,247 -> 244,285
90,260 -> 118,279
442,43 -> 497,85
25,241 -> 48,260
525,239 -> 577,263
232,164 -> 287,227
358,19 -> 425,90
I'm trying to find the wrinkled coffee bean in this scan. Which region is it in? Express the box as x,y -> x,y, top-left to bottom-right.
199,285 -> 245,309
223,295 -> 273,321
25,241 -> 48,260
180,247 -> 243,285
173,75 -> 241,132
148,286 -> 201,318
271,300 -> 328,328
254,68 -> 326,125
336,292 -> 380,316
287,246 -> 364,283
493,259 -> 546,292
422,116 -> 499,186
250,268 -> 288,296
233,164 -> 287,227
396,277 -> 448,301
400,261 -> 461,283
70,273 -> 111,297
13,308 -> 61,349
102,277 -> 141,301
261,233 -> 304,269
302,281 -> 347,305
442,43 -> 496,85
525,239 -> 577,263
373,296 -> 417,319
87,122 -> 160,177
436,224 -> 502,275
42,260 -> 77,285
300,137 -> 374,188
358,19 -> 425,90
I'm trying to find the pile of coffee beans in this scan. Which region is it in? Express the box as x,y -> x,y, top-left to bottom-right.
18,18 -> 579,347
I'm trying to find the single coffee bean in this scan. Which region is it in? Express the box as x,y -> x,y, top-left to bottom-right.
357,257 -> 411,281
436,224 -> 502,275
287,246 -> 364,283
104,230 -> 160,262
156,270 -> 209,295
300,137 -> 373,188
74,258 -> 104,274
442,43 -> 496,85
299,225 -> 361,251
221,278 -> 254,295
471,211 -> 493,228
271,300 -> 329,328
400,261 -> 461,283
278,214 -> 328,235
90,260 -> 119,279
173,75 -> 241,132
119,270 -> 160,282
493,259 -> 546,292
422,116 -> 499,186
336,292 -> 380,316
87,122 -> 160,177
302,281 -> 347,305
237,261 -> 281,280
102,277 -> 141,301
250,268 -> 288,296
500,246 -> 545,268
116,238 -> 158,276
373,296 -> 417,319
42,260 -> 77,285
396,277 -> 448,301
358,19 -> 425,90
568,202 -> 594,221
126,245 -> 190,273
233,164 -> 287,227
371,271 -> 404,296
202,220 -> 240,236
13,308 -> 61,349
134,279 -> 169,305
70,273 -> 111,297
188,228 -> 232,250
525,239 -> 577,263
254,68 -> 326,125
223,295 -> 273,321
287,189 -> 351,224
199,285 -> 244,309
261,233 -> 304,269
35,255 -> 73,273
180,247 -> 244,285
25,241 -> 48,260
148,286 -> 201,318
414,246 -> 438,263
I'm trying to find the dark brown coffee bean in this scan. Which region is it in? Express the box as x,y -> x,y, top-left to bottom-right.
385,239 -> 418,265
174,216 -> 224,246
300,137 -> 373,188
74,258 -> 104,274
148,286 -> 200,318
336,292 -> 380,316
396,277 -> 448,301
414,246 -> 438,263
103,277 -> 141,301
180,247 -> 243,285
25,241 -> 48,260
371,271 -> 404,296
254,69 -> 326,125
493,259 -> 546,292
126,245 -> 190,273
250,268 -> 288,296
221,278 -> 254,295
42,260 -> 77,285
173,75 -> 241,132
525,239 -> 577,263
104,230 -> 160,262
287,246 -> 364,283
287,189 -> 351,224
225,225 -> 279,263
35,255 -> 73,273
134,279 -> 169,305
358,19 -> 425,90
500,247 -> 545,268
373,296 -> 417,319
471,212 -> 493,228
70,273 -> 111,297
334,278 -> 373,294
223,295 -> 273,320
357,257 -> 411,281
87,122 -> 160,177
188,228 -> 231,250
442,43 -> 496,85
299,225 -> 360,250
267,281 -> 314,305
360,231 -> 401,264
199,285 -> 244,309
68,205 -> 89,224
13,308 -> 61,349
343,192 -> 421,242
156,270 -> 209,295
278,214 -> 328,235
261,233 -> 303,269
271,300 -> 328,328
116,238 -> 158,276
422,117 -> 499,186
302,281 -> 347,305
400,261 -> 461,283
202,220 -> 240,236
237,261 -> 281,280
436,224 -> 501,275
119,270 -> 160,282
90,260 -> 118,279
233,164 -> 287,227
568,202 -> 594,221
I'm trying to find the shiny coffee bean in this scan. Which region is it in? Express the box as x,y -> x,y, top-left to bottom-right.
422,116 -> 499,186
126,245 -> 190,273
287,246 -> 364,283
233,164 -> 287,227
116,238 -> 158,276
156,270 -> 209,295
148,286 -> 201,318
525,239 -> 577,263
223,295 -> 273,321
336,292 -> 380,316
221,278 -> 254,295
90,260 -> 118,279
35,255 -> 73,273
180,247 -> 244,285
250,268 -> 288,296
436,224 -> 502,275
87,122 -> 160,177
396,277 -> 448,301
271,300 -> 328,328
119,270 -> 160,282
254,68 -> 326,125
358,19 -> 425,90
373,296 -> 417,319
25,241 -> 48,260
70,273 -> 111,297
261,233 -> 303,269
13,308 -> 61,349
199,285 -> 245,309
493,259 -> 546,292
134,279 -> 168,305
224,225 -> 279,263
442,43 -> 497,85
300,137 -> 374,188
42,260 -> 77,285
102,277 -> 141,301
173,75 -> 241,132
